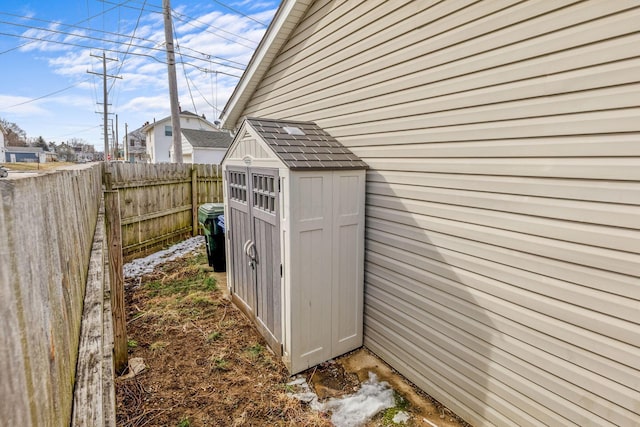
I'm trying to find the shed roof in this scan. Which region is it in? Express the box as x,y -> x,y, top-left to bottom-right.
182,129 -> 232,149
246,117 -> 367,170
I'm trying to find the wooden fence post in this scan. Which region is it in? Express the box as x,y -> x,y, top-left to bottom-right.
104,190 -> 127,374
192,166 -> 198,236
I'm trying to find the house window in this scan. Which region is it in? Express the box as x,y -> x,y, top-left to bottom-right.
165,125 -> 172,136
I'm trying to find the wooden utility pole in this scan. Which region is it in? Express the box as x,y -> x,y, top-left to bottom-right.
88,52 -> 121,161
124,122 -> 129,162
115,114 -> 119,160
163,0 -> 183,163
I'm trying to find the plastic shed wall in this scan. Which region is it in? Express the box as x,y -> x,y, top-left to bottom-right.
288,169 -> 365,374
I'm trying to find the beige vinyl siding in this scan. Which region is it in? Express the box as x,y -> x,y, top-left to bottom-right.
234,1 -> 640,426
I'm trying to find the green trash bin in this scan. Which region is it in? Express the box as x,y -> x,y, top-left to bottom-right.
198,203 -> 226,272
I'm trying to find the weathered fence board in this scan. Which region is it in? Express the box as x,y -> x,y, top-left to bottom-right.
105,191 -> 127,374
0,165 -> 102,426
104,163 -> 222,261
72,201 -> 116,427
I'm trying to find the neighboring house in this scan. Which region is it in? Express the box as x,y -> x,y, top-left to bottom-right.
4,146 -> 43,162
74,146 -> 94,163
220,2 -> 640,427
43,151 -> 57,162
124,126 -> 147,163
169,128 -> 232,164
0,123 -> 5,162
143,110 -> 218,163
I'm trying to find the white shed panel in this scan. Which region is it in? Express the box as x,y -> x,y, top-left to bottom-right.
222,118 -> 367,374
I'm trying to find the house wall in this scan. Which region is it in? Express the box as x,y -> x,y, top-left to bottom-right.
5,151 -> 41,162
147,115 -> 218,163
193,149 -> 226,165
233,1 -> 640,426
0,130 -> 5,161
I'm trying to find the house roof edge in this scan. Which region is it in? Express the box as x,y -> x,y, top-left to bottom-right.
219,0 -> 312,131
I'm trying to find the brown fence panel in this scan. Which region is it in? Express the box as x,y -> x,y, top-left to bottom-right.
104,162 -> 223,261
195,163 -> 223,204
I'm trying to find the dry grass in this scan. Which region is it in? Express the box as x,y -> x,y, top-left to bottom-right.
0,161 -> 76,171
116,248 -> 333,427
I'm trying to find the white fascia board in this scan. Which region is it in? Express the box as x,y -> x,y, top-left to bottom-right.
220,0 -> 311,131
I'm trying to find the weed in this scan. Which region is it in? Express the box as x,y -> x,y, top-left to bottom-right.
203,276 -> 217,291
188,252 -> 208,266
394,392 -> 409,410
282,383 -> 295,393
127,339 -> 138,349
210,356 -> 230,371
177,417 -> 191,427
380,392 -> 411,426
150,341 -> 169,352
143,271 -> 217,297
131,311 -> 146,321
206,331 -> 222,342
247,343 -> 264,358
182,292 -> 216,307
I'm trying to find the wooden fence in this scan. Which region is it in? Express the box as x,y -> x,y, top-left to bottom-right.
0,162 -> 224,425
0,165 -> 103,426
103,162 -> 223,261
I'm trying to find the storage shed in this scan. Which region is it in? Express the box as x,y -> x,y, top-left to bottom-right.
222,117 -> 367,374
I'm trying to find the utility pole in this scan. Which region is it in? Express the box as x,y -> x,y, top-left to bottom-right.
162,0 -> 182,163
88,51 -> 121,161
124,122 -> 129,162
163,0 -> 182,163
115,114 -> 119,160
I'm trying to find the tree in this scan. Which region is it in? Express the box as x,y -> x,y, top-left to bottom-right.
0,118 -> 27,146
31,136 -> 49,152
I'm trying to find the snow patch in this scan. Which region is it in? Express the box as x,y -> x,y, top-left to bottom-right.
393,410 -> 411,424
288,371 -> 395,427
123,236 -> 205,279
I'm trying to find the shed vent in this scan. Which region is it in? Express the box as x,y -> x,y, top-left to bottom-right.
283,126 -> 305,136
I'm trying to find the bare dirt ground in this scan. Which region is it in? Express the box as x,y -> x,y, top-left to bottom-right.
116,246 -> 470,427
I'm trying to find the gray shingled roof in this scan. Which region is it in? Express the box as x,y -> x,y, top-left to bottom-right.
246,118 -> 367,170
182,129 -> 232,149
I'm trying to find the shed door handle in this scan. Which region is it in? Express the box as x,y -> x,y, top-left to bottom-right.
244,240 -> 256,259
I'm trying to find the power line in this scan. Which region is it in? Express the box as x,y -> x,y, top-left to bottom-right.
0,29 -> 246,70
97,0 -> 261,49
0,13 -> 251,69
0,11 -> 156,47
171,9 -> 259,49
0,0 -> 132,55
108,0 -> 147,94
0,79 -> 91,110
211,0 -> 268,27
174,19 -> 198,115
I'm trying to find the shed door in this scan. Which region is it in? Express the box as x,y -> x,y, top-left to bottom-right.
227,166 -> 282,355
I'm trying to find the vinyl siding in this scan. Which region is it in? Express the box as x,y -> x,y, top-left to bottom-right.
233,1 -> 640,426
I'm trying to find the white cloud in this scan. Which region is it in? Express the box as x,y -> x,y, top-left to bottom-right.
2,0 -> 280,149
0,95 -> 49,116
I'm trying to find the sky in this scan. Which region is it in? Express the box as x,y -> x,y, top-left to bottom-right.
0,0 -> 279,152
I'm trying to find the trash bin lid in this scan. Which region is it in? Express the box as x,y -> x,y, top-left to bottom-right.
198,203 -> 225,224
